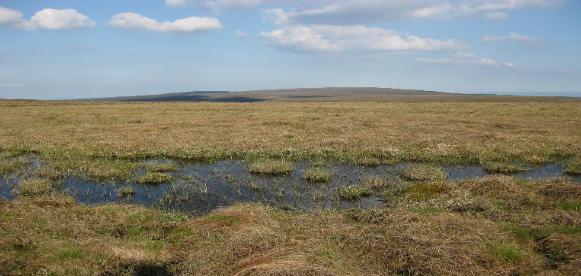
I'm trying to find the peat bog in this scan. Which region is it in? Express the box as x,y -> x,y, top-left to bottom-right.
1,156 -> 579,215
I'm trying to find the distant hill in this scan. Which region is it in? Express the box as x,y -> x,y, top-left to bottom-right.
87,88 -> 579,103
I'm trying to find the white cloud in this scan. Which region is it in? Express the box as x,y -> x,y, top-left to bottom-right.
260,25 -> 465,52
109,12 -> 222,33
27,9 -> 95,30
261,0 -> 564,25
483,33 -> 540,43
263,1 -> 453,25
0,7 -> 94,30
417,52 -> 516,68
462,0 -> 564,12
0,7 -> 23,26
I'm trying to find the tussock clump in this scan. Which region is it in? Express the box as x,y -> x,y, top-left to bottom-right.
137,172 -> 172,184
483,162 -> 527,174
342,210 -> 542,275
231,253 -> 335,276
338,185 -> 372,200
565,157 -> 581,175
400,164 -> 447,181
437,189 -> 493,213
303,167 -> 331,183
145,163 -> 177,173
459,175 -> 542,210
356,157 -> 381,167
362,176 -> 390,190
248,160 -> 293,175
537,179 -> 581,200
118,186 -> 136,197
538,233 -> 581,273
16,178 -> 53,197
192,204 -> 277,229
226,225 -> 283,261
0,159 -> 27,176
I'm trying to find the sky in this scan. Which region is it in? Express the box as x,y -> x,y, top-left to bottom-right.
0,0 -> 580,99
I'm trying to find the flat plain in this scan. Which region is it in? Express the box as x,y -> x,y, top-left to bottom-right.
1,90 -> 580,275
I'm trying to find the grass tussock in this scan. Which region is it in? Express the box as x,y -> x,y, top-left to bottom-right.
136,172 -> 172,184
362,176 -> 390,190
16,178 -> 53,197
118,186 -> 136,197
565,157 -> 581,175
338,185 -> 372,200
483,162 -> 528,174
145,163 -> 177,173
303,167 -> 332,183
1,175 -> 580,275
400,164 -> 447,181
0,159 -> 27,177
248,159 -> 293,175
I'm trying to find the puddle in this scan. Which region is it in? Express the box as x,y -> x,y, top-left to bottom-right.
1,158 -> 579,215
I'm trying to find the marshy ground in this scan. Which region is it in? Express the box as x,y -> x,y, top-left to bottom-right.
0,98 -> 580,275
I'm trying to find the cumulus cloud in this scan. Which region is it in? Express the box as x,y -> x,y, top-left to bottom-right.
109,12 -> 222,33
0,6 -> 23,26
416,52 -> 516,68
0,7 -> 94,30
27,9 -> 95,30
483,33 -> 540,43
260,25 -> 464,52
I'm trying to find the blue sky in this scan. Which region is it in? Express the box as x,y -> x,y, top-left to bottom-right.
1,0 -> 580,99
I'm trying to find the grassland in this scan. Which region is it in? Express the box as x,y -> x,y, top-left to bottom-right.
0,100 -> 579,181
1,176 -> 579,275
0,96 -> 580,275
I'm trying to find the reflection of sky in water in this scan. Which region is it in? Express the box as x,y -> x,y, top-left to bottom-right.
1,158 -> 579,215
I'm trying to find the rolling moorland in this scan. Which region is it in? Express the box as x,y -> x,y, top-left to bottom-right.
0,88 -> 580,275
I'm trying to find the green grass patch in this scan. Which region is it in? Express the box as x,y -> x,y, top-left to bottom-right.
406,183 -> 450,200
16,179 -> 53,197
303,167 -> 331,183
502,224 -> 531,240
137,172 -> 172,184
57,247 -> 83,261
491,243 -> 522,263
400,164 -> 446,181
555,200 -> 581,212
483,162 -> 527,174
338,185 -> 372,200
248,159 -> 293,175
564,157 -> 581,175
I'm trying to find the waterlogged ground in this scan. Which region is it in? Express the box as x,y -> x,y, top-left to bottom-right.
1,157 -> 579,215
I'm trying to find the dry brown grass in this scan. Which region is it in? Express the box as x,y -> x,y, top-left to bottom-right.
0,101 -> 579,165
1,174 -> 580,276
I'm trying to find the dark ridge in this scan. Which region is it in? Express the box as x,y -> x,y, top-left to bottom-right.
75,87 -> 581,103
